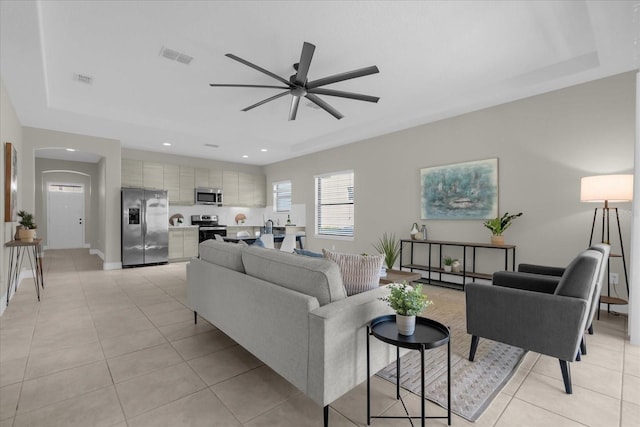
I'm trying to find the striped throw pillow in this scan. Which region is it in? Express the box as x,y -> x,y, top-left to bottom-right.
322,249 -> 383,296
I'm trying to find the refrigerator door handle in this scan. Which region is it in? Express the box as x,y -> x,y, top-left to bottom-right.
142,199 -> 147,246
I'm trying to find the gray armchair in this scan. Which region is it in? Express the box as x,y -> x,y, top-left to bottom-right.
465,248 -> 603,394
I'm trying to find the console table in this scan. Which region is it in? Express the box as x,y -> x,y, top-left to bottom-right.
5,238 -> 45,304
399,239 -> 516,290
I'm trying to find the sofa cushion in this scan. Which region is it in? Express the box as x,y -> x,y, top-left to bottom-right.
199,239 -> 245,273
322,249 -> 383,296
242,246 -> 347,306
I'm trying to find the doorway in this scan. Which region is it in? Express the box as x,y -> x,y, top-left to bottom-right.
46,183 -> 85,249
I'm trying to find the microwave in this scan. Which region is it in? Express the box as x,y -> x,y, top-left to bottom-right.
195,188 -> 223,206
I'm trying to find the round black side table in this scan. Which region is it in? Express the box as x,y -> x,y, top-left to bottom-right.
366,314 -> 451,426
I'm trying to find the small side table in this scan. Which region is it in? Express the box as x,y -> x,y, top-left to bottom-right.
367,314 -> 450,426
5,239 -> 45,305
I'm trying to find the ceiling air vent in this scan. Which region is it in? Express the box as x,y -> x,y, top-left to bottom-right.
74,73 -> 93,84
160,46 -> 193,65
204,144 -> 219,148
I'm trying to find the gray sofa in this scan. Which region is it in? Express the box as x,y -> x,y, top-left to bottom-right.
187,240 -> 399,425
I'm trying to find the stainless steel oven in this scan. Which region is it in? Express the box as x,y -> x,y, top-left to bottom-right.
191,215 -> 227,242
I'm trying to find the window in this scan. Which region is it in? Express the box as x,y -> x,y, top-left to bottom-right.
273,180 -> 292,212
315,171 -> 354,238
48,184 -> 83,193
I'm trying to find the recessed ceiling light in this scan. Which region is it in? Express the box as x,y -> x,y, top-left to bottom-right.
242,155 -> 249,158
66,148 -> 76,152
162,142 -> 171,146
260,148 -> 268,152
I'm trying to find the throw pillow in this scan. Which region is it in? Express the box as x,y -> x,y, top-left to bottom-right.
252,238 -> 265,247
294,248 -> 323,258
322,249 -> 383,296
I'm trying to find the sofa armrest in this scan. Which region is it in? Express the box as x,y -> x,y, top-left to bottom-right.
493,271 -> 560,294
465,282 -> 588,361
518,263 -> 565,277
307,286 -> 402,407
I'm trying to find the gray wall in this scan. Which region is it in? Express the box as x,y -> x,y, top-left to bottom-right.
1,76 -> 23,312
34,158 -> 99,250
265,72 -> 635,300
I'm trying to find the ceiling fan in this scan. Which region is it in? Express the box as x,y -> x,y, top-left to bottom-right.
209,42 -> 380,120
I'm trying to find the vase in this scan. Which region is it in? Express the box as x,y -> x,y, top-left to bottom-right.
410,223 -> 420,240
443,265 -> 452,272
18,228 -> 35,242
491,235 -> 505,245
396,314 -> 416,336
451,261 -> 461,273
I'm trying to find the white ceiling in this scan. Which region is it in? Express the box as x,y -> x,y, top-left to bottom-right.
1,1 -> 638,166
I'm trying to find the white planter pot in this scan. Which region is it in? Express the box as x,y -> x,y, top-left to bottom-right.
396,314 -> 416,336
443,265 -> 452,272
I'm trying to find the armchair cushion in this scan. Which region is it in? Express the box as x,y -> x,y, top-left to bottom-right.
518,264 -> 565,276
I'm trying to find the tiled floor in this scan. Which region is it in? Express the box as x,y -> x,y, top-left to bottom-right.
0,249 -> 637,426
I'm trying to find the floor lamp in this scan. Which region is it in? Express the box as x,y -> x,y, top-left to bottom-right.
580,174 -> 633,314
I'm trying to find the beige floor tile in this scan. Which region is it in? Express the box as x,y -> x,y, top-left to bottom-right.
171,329 -> 236,360
128,388 -> 241,427
17,360 -> 113,414
93,311 -> 155,340
211,365 -> 299,423
0,418 -> 13,427
100,327 -> 167,359
127,291 -> 175,307
114,362 -> 205,418
580,338 -> 624,372
158,318 -> 214,342
532,354 -> 622,398
468,393 -> 512,427
0,356 -> 27,387
0,335 -> 32,363
24,339 -> 104,380
139,300 -> 186,316
0,382 -> 21,421
501,352 -> 539,396
188,344 -> 263,385
374,389 -> 450,426
319,376 -> 405,426
12,386 -> 124,427
29,326 -> 99,355
107,343 -> 183,383
621,401 -> 640,427
622,373 -> 640,404
245,392 -> 357,427
623,352 -> 640,377
146,307 -> 194,328
495,397 -> 585,427
625,340 -> 640,357
515,372 -> 620,427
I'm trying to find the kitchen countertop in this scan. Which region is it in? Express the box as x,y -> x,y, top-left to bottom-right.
169,225 -> 198,229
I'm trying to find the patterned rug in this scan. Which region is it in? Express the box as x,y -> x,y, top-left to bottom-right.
375,285 -> 526,422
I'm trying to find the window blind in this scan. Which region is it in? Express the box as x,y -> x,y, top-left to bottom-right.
315,171 -> 354,237
273,180 -> 292,212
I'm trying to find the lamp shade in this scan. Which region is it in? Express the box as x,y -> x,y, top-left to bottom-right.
580,174 -> 634,202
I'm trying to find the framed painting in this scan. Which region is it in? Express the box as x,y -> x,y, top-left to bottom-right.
4,142 -> 18,222
421,158 -> 498,220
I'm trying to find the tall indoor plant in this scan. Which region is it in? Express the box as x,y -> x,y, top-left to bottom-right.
380,282 -> 432,335
373,232 -> 401,270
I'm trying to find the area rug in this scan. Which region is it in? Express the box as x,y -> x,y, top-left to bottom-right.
375,286 -> 526,422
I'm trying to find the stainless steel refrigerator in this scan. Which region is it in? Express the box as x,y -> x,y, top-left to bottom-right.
121,188 -> 169,267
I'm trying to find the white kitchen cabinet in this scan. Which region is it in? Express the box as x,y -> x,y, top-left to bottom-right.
122,159 -> 143,187
238,173 -> 254,206
143,162 -> 164,189
253,174 -> 266,207
168,227 -> 199,261
195,168 -> 209,188
163,164 -> 180,204
179,166 -> 195,204
209,169 -> 223,188
222,170 -> 239,206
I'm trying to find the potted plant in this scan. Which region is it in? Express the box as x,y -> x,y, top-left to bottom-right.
373,232 -> 401,270
442,255 -> 457,272
483,212 -> 522,245
379,282 -> 432,335
17,210 -> 37,242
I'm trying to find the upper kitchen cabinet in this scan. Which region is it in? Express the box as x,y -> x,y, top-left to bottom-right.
122,159 -> 143,187
143,162 -> 164,190
222,170 -> 239,206
253,174 -> 266,207
195,168 -> 223,189
163,164 -> 180,203
209,169 -> 223,188
179,166 -> 195,204
238,173 -> 254,206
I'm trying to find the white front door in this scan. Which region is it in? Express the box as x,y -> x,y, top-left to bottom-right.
47,184 -> 85,249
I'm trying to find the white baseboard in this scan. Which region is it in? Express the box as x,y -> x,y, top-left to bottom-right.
103,262 -> 122,270
90,249 -> 104,259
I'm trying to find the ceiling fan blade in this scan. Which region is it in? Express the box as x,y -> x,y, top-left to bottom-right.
305,93 -> 343,120
289,96 -> 301,121
293,42 -> 315,85
241,91 -> 290,112
306,65 -> 379,89
225,53 -> 292,87
307,88 -> 379,103
210,84 -> 290,89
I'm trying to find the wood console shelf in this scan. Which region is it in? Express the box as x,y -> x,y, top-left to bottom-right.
399,239 -> 516,290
